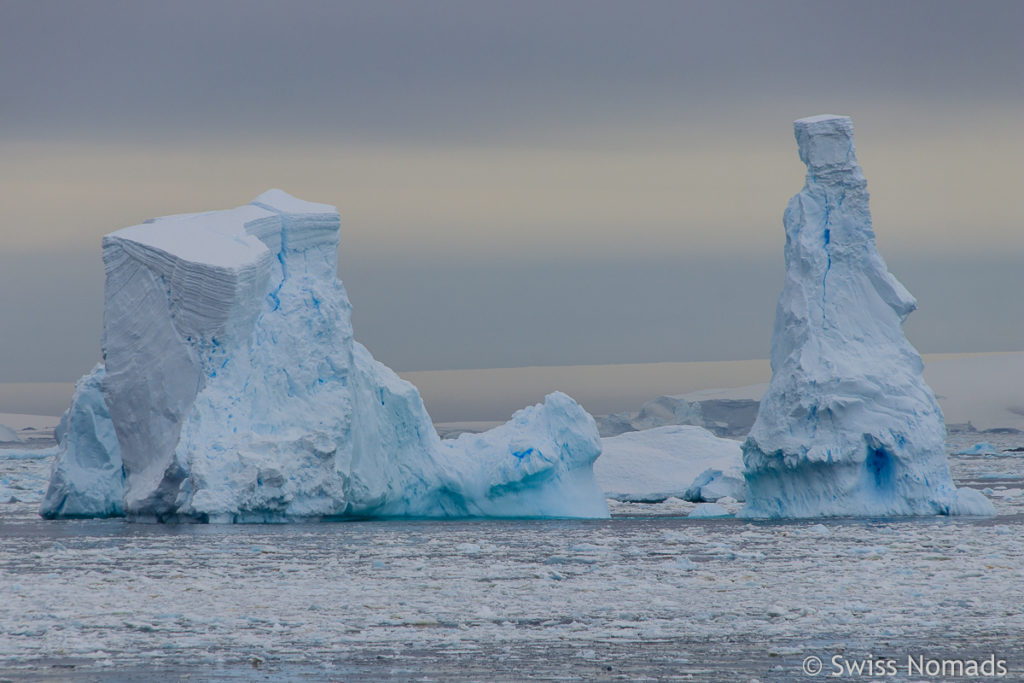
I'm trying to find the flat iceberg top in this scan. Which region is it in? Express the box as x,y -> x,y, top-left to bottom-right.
110,207 -> 273,269
252,188 -> 337,217
793,114 -> 856,171
794,114 -> 850,125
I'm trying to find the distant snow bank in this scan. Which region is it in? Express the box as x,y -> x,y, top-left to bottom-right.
0,412 -> 61,432
923,352 -> 1024,433
588,351 -> 1024,440
3,350 -> 1020,432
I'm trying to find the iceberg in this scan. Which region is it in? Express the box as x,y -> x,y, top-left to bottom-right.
741,115 -> 994,518
684,465 -> 746,504
596,425 -> 743,503
687,502 -> 732,519
40,365 -> 124,518
0,423 -> 22,443
954,442 -> 1000,456
41,190 -> 607,522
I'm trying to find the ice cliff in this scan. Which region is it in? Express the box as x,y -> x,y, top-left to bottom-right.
40,191 -> 607,522
740,115 -> 993,518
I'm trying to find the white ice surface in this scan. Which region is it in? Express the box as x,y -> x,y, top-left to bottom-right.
742,115 -> 993,519
596,425 -> 742,502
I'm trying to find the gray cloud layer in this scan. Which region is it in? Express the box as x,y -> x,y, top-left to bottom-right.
2,1 -> 1020,141
2,247 -> 1021,382
0,1 -> 1021,382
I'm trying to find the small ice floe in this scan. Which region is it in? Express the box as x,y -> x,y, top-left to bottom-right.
673,557 -> 698,570
687,502 -> 732,519
955,442 -> 1000,456
0,446 -> 58,461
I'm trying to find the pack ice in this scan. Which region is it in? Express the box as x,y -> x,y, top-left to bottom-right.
740,115 -> 993,518
40,191 -> 607,522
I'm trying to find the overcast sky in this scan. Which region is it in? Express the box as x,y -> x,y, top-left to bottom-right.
1,1 -> 1022,382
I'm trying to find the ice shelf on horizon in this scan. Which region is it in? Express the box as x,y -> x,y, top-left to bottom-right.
40,191 -> 608,522
740,115 -> 993,519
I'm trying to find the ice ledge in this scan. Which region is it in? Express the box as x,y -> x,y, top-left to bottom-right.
251,188 -> 340,276
252,188 -> 337,217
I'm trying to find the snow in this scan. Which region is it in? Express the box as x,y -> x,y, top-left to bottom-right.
43,190 -> 607,522
741,115 -> 994,519
117,206 -> 274,269
596,425 -> 742,502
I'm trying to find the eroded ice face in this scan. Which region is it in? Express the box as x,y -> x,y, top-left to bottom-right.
741,116 -> 993,519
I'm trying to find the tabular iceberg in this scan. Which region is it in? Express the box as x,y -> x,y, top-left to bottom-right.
41,190 -> 607,522
740,115 -> 993,518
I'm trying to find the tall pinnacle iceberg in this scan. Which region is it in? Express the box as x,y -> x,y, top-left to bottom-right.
41,190 -> 608,522
741,115 -> 993,518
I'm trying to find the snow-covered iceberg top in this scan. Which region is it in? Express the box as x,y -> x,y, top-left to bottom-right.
41,191 -> 608,522
740,115 -> 993,518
